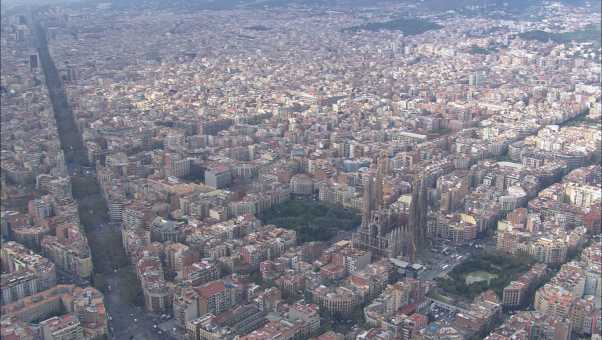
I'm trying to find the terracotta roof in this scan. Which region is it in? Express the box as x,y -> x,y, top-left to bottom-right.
198,280 -> 225,298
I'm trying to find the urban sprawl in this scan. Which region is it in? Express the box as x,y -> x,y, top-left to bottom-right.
1,1 -> 601,340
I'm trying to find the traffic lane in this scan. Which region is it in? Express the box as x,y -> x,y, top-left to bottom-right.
105,274 -> 172,340
34,22 -> 165,339
419,253 -> 467,280
109,299 -> 166,339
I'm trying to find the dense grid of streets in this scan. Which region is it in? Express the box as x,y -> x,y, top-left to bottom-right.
1,1 -> 601,340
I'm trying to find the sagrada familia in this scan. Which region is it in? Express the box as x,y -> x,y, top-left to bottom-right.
352,152 -> 429,262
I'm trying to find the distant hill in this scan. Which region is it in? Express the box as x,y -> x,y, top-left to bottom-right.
109,0 -> 248,10
423,0 -> 539,12
422,0 -> 600,12
21,0 -> 599,13
519,25 -> 602,46
103,0 -> 408,11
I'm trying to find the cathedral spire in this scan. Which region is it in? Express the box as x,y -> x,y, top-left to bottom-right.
362,175 -> 375,225
375,150 -> 387,210
407,175 -> 428,262
362,151 -> 388,225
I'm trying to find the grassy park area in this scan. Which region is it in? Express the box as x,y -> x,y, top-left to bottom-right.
435,251 -> 535,300
259,200 -> 361,243
519,25 -> 602,46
